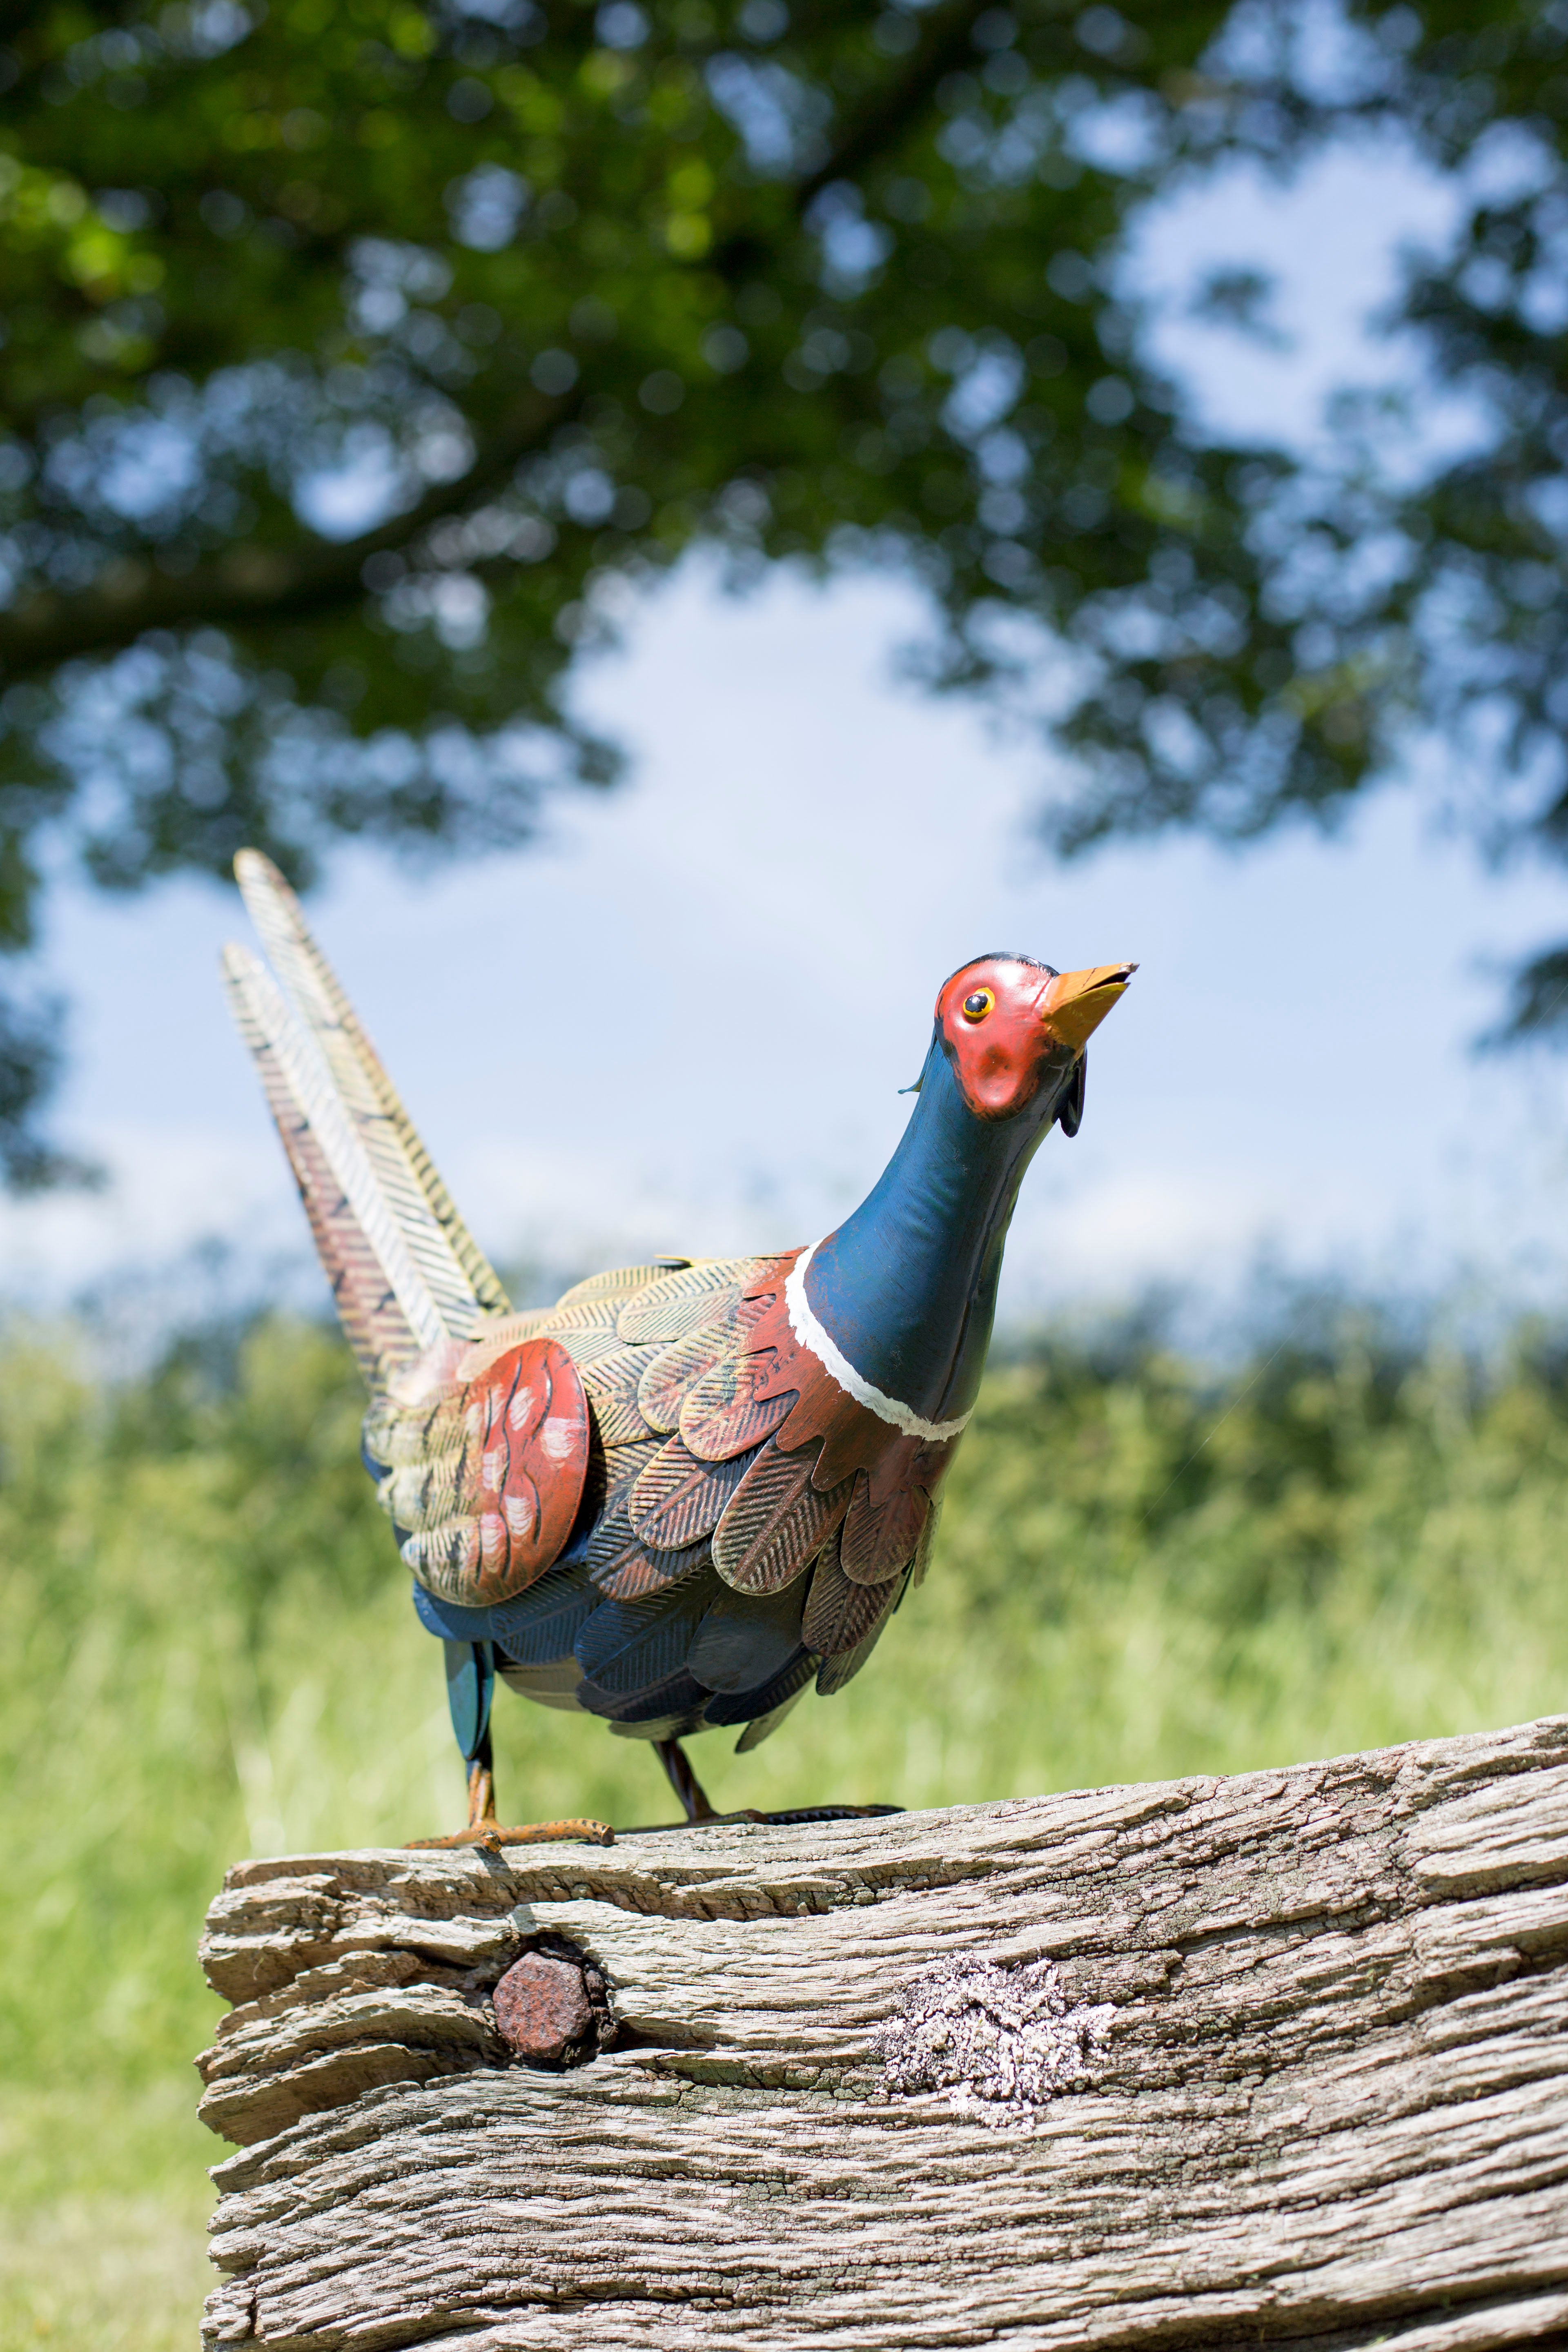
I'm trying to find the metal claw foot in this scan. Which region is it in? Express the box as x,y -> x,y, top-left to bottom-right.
405,1758 -> 615,1851
641,1738 -> 901,1833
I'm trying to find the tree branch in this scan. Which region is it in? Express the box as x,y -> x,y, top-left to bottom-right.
795,0 -> 993,211
0,3 -> 996,684
0,384 -> 575,680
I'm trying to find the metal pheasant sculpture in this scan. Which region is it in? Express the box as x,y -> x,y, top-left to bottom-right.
223,849 -> 1133,1847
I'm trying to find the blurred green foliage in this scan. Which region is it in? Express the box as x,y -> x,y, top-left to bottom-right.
3,1301 -> 1567,2343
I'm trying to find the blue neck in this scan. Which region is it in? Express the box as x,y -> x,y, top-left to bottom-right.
802,1037 -> 1067,1425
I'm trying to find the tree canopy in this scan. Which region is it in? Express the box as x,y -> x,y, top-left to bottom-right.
1,0 -> 1564,1184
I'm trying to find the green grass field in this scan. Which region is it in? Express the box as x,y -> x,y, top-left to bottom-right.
4,1301 -> 1567,2346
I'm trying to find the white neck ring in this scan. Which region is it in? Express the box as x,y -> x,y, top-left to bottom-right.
783,1242 -> 974,1446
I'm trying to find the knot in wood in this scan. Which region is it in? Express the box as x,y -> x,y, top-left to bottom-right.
492,1945 -> 611,2070
875,1954 -> 1112,2127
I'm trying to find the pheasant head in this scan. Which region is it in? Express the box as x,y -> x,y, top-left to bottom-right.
933,955 -> 1136,1123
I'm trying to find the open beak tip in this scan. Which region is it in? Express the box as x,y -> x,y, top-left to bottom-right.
1039,960 -> 1137,1049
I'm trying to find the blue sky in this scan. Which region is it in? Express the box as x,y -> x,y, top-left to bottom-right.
9,129 -> 1568,1330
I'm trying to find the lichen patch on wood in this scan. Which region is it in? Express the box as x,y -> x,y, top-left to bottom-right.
875,1953 -> 1114,2123
196,1716 -> 1568,2352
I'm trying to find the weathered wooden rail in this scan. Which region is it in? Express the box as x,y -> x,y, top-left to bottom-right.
197,1716 -> 1568,2350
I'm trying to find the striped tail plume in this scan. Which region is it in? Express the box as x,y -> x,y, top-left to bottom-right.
221,851 -> 509,1389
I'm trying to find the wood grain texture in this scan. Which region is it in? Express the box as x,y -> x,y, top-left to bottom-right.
196,1716 -> 1568,2352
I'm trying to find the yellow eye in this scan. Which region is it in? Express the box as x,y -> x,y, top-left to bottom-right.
961,988 -> 994,1023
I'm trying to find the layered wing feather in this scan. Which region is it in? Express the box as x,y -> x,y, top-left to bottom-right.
581,1345 -> 653,1445
687,1578 -> 806,1694
630,1436 -> 749,1550
710,1439 -> 851,1596
378,1338 -> 590,1608
840,1470 -> 930,1585
802,1528 -> 900,1657
470,1250 -> 944,1743
574,1567 -> 720,1696
679,1350 -> 793,1461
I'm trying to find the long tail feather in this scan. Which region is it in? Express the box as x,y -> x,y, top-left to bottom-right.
223,943 -> 453,1380
234,851 -> 508,1327
232,1026 -> 406,1384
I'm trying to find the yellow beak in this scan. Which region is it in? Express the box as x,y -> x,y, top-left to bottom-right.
1039,962 -> 1137,1054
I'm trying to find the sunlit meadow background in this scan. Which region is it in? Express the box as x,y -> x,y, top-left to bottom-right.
9,109 -> 1568,2352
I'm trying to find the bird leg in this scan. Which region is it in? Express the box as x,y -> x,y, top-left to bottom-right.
652,1737 -> 901,1831
656,1737 -> 728,1824
406,1739 -> 615,1851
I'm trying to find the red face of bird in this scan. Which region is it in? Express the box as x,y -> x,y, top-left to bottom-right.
935,956 -> 1136,1120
